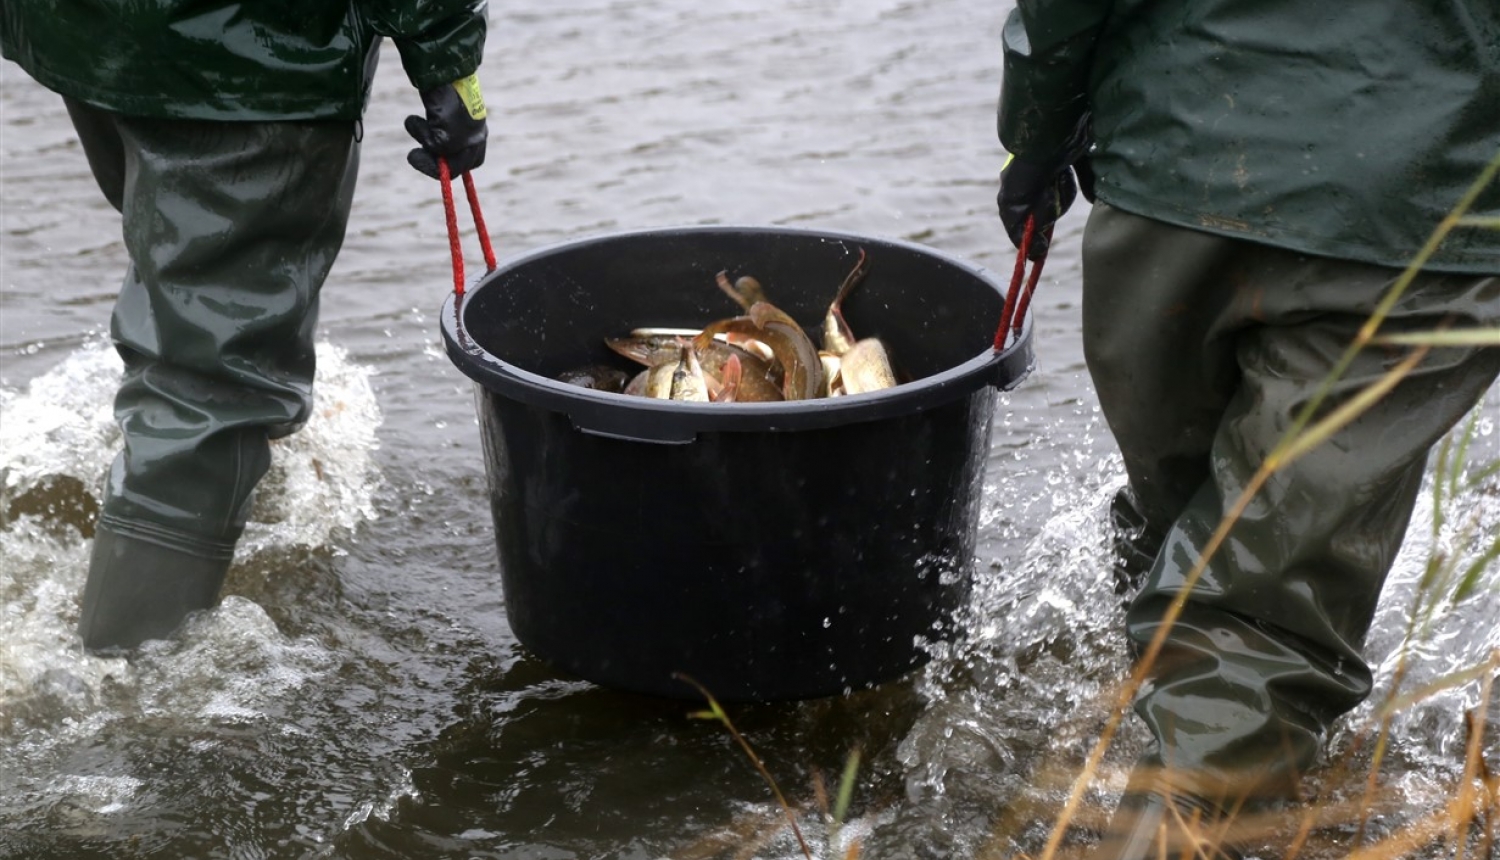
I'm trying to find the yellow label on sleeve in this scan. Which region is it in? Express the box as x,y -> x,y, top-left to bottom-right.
452,74 -> 487,121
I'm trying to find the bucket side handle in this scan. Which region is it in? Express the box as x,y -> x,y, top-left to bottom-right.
566,401 -> 700,445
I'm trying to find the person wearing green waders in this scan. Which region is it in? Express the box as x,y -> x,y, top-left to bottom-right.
0,2 -> 489,654
996,1 -> 1499,856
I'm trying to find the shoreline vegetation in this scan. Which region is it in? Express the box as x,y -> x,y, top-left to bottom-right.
676,152 -> 1500,860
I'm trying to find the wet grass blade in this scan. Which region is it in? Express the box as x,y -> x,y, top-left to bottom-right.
1468,458 -> 1500,491
1271,346 -> 1430,469
1371,329 -> 1500,347
675,673 -> 815,860
1450,399 -> 1484,495
1453,671 -> 1496,860
832,748 -> 860,834
1036,147 -> 1500,860
1434,430 -> 1454,536
1377,652 -> 1500,720
1453,530 -> 1500,605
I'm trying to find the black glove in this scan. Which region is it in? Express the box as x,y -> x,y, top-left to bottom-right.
998,155 -> 1077,260
997,115 -> 1095,260
406,74 -> 488,179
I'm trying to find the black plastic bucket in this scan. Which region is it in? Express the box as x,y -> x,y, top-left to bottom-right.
441,225 -> 1032,701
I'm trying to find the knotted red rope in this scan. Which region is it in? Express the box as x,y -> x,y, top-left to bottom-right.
439,158 -> 498,296
993,214 -> 1050,352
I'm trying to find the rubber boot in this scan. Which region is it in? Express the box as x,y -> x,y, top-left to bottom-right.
1097,790 -> 1242,860
77,525 -> 233,654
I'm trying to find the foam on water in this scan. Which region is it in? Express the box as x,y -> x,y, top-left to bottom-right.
129,597 -> 341,725
339,766 -> 420,831
0,337 -> 383,556
32,774 -> 148,824
0,338 -> 383,745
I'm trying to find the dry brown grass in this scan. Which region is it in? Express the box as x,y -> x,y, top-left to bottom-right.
669,152 -> 1500,860
1019,150 -> 1500,860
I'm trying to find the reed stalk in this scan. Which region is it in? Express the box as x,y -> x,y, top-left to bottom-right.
1036,149 -> 1500,860
676,673 -> 816,860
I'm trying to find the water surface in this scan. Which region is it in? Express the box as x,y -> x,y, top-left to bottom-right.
3,2 -> 1497,858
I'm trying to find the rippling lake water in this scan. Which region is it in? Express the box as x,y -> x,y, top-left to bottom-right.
3,2 -> 1498,858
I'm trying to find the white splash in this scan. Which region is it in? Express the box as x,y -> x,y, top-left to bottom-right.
0,336 -> 384,555
0,341 -> 120,503
244,343 -> 385,555
0,338 -> 382,727
43,774 -> 145,816
340,766 -> 420,831
132,597 -> 338,725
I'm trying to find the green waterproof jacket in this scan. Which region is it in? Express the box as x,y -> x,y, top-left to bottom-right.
1,1 -> 486,121
998,0 -> 1500,274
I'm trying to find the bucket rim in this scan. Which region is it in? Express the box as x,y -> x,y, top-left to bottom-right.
440,224 -> 1034,443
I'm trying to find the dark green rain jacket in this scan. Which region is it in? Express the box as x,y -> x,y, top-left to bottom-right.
999,0 -> 1500,274
0,0 -> 487,121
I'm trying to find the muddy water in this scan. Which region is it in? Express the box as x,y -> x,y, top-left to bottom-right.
2,1 -> 1497,858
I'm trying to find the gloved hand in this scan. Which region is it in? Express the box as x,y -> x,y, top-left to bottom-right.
997,113 -> 1096,260
406,73 -> 488,179
997,153 -> 1095,260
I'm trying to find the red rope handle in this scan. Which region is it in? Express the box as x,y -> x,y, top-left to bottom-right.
1009,227 -> 1050,343
439,158 -> 497,297
439,159 -> 466,296
463,171 -> 498,272
994,215 -> 1047,351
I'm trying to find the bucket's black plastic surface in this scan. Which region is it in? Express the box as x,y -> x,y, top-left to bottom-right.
442,225 -> 1032,701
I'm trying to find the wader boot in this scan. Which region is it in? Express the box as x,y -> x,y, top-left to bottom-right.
65,99 -> 360,653
1081,203 -> 1500,816
78,524 -> 235,653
